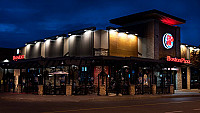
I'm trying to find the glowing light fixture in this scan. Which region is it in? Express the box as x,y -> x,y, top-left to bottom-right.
17,49 -> 20,54
118,32 -> 126,36
128,34 -> 136,38
3,59 -> 9,62
134,33 -> 138,36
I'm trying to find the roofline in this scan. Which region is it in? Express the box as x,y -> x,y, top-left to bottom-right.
110,9 -> 186,25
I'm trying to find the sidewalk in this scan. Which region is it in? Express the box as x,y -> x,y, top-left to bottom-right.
0,91 -> 200,102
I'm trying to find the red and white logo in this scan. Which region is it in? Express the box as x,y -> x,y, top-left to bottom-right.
163,33 -> 174,49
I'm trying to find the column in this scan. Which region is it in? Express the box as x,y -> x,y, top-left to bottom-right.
106,66 -> 108,96
187,67 -> 191,90
66,84 -> 72,96
3,68 -> 5,92
129,85 -> 135,95
152,84 -> 156,95
54,74 -> 56,94
38,85 -> 43,95
177,67 -> 182,90
142,68 -> 144,95
13,74 -> 15,93
97,73 -> 100,95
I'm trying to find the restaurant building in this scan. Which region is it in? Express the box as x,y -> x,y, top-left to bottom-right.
1,9 -> 198,95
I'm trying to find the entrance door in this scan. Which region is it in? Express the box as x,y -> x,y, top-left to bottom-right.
45,74 -> 66,95
54,74 -> 66,95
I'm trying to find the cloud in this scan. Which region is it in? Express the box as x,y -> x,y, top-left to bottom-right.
0,24 -> 16,32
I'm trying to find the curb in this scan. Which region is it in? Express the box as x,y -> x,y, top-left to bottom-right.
84,94 -> 200,102
1,93 -> 200,102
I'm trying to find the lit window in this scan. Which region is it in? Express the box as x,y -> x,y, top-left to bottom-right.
82,67 -> 85,71
17,49 -> 20,54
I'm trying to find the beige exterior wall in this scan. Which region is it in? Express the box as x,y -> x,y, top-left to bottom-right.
63,38 -> 69,56
41,43 -> 45,57
138,37 -> 146,57
109,30 -> 138,57
181,45 -> 190,59
21,47 -> 26,59
181,45 -> 187,59
94,30 -> 109,49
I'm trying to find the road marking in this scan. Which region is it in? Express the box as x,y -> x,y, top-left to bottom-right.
103,106 -> 117,109
173,111 -> 183,112
67,110 -> 79,112
181,101 -> 193,103
193,108 -> 200,111
132,105 -> 144,107
144,104 -> 157,106
169,102 -> 183,104
42,112 -> 54,113
79,109 -> 93,111
118,106 -> 131,108
157,102 -> 169,105
55,111 -> 67,113
165,111 -> 183,113
89,107 -> 105,110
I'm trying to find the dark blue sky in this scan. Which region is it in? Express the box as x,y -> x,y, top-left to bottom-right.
0,0 -> 199,48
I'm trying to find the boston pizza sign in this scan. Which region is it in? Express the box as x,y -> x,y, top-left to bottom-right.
163,33 -> 174,49
13,55 -> 25,61
167,56 -> 190,64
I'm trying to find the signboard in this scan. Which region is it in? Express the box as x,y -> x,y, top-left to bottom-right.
13,55 -> 25,61
163,33 -> 174,49
167,56 -> 190,64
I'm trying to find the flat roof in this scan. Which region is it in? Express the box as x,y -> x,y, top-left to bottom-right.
110,9 -> 186,26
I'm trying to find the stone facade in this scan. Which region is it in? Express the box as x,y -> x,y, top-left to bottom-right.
129,85 -> 135,95
38,85 -> 43,95
100,85 -> 106,96
187,67 -> 191,89
66,85 -> 72,96
177,67 -> 182,90
17,85 -> 21,93
152,84 -> 156,95
170,84 -> 174,94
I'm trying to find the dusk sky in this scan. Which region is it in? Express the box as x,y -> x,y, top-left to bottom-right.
0,0 -> 199,48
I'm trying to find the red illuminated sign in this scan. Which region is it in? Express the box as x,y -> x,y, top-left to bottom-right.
163,33 -> 174,49
13,55 -> 25,61
160,16 -> 183,26
167,56 -> 190,64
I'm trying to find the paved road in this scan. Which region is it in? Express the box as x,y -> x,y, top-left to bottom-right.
1,96 -> 200,113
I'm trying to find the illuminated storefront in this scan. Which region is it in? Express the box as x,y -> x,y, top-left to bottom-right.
1,9 -> 198,95
180,44 -> 200,89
